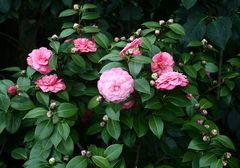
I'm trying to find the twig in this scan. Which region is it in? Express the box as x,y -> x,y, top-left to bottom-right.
133,141 -> 142,168
217,50 -> 224,99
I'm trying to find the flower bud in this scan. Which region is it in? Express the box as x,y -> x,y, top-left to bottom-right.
114,37 -> 120,42
207,44 -> 213,49
73,4 -> 80,10
120,36 -> 126,41
201,60 -> 207,65
73,23 -> 80,29
63,155 -> 69,161
194,103 -> 200,109
7,85 -> 17,95
202,135 -> 210,142
201,39 -> 208,45
222,160 -> 227,166
71,48 -> 76,53
129,36 -> 135,41
197,120 -> 204,125
155,29 -> 160,35
224,152 -> 231,159
204,124 -> 210,129
212,80 -> 217,85
48,157 -> 55,165
201,109 -> 208,115
189,51 -> 194,56
186,93 -> 192,100
159,20 -> 165,25
178,62 -> 184,67
51,34 -> 58,41
102,115 -> 108,122
151,73 -> 158,80
81,150 -> 87,156
49,102 -> 57,110
211,129 -> 218,136
86,151 -> 91,157
100,121 -> 106,127
21,70 -> 26,76
150,80 -> 155,86
167,19 -> 174,24
96,96 -> 103,102
47,111 -> 53,118
127,49 -> 134,55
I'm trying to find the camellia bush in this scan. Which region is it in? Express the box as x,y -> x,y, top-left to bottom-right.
0,2 -> 240,168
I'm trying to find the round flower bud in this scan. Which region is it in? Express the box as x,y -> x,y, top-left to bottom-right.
194,103 -> 200,109
7,85 -> 17,95
189,51 -> 194,56
151,73 -> 158,80
114,37 -> 120,42
63,155 -> 69,161
51,34 -> 58,41
136,28 -> 141,33
73,23 -> 80,29
197,120 -> 204,125
100,121 -> 106,127
167,19 -> 174,24
201,60 -> 207,65
159,20 -> 165,25
155,29 -> 160,35
49,102 -> 57,110
201,39 -> 208,45
48,157 -> 55,165
73,4 -> 80,10
129,36 -> 135,41
96,96 -> 103,102
86,151 -> 91,157
135,31 -> 141,36
150,80 -> 155,86
207,44 -> 213,49
178,62 -> 184,67
212,80 -> 218,85
204,124 -> 210,129
21,70 -> 26,76
102,115 -> 108,122
202,135 -> 210,142
211,129 -> 218,136
71,48 -> 77,53
47,111 -> 53,118
224,152 -> 231,159
17,92 -> 22,96
81,150 -> 87,156
202,109 -> 208,115
120,36 -> 126,41
222,160 -> 227,166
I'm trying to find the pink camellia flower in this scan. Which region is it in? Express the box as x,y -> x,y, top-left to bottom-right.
197,120 -> 204,125
186,93 -> 193,100
97,68 -> 134,104
27,47 -> 53,74
122,99 -> 135,110
119,38 -> 142,57
7,85 -> 17,94
73,38 -> 97,53
35,74 -> 66,93
151,52 -> 174,75
155,71 -> 189,90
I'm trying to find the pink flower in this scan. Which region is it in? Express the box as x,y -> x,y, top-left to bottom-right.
7,85 -> 17,94
122,100 -> 135,110
155,71 -> 189,90
35,74 -> 66,93
97,68 -> 134,103
27,47 -> 53,74
186,93 -> 192,100
73,38 -> 97,53
197,120 -> 204,125
120,38 -> 142,57
151,52 -> 174,75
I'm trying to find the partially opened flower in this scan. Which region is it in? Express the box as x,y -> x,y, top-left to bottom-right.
155,71 -> 188,90
97,68 -> 134,103
120,38 -> 142,57
73,38 -> 97,53
122,99 -> 135,110
35,74 -> 66,93
27,47 -> 53,74
151,52 -> 174,75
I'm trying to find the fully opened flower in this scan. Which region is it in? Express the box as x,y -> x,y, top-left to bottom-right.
155,71 -> 188,90
73,38 -> 97,53
27,47 -> 53,74
120,38 -> 142,57
151,52 -> 174,75
97,68 -> 134,103
35,74 -> 66,93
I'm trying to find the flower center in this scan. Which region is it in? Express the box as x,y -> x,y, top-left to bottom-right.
113,85 -> 120,91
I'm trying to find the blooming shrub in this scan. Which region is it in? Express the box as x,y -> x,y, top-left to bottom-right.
0,3 -> 239,168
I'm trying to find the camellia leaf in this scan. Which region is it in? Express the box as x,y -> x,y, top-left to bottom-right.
142,21 -> 160,28
57,103 -> 78,118
57,122 -> 70,141
134,78 -> 151,94
95,33 -> 110,49
99,50 -> 122,62
36,91 -> 49,107
24,107 -> 48,119
130,56 -> 152,64
205,63 -> 218,73
210,159 -> 223,168
188,138 -> 208,150
11,95 -> 35,111
213,135 -> 235,150
104,144 -> 123,161
71,54 -> 86,68
59,28 -> 75,38
128,62 -> 143,77
49,41 -> 60,53
199,98 -> 213,109
106,119 -> 121,140
199,153 -> 217,167
148,115 -> 164,139
167,95 -> 192,107
88,95 -> 100,109
183,65 -> 197,78
0,92 -> 10,112
11,148 -> 28,160
169,23 -> 185,36
59,9 -> 77,17
35,120 -> 54,140
106,106 -> 120,121
66,156 -> 88,168
92,156 -> 109,168
99,62 -> 124,73
133,115 -> 148,137
181,0 -> 197,9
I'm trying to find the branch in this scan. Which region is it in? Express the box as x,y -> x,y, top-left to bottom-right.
217,50 -> 224,99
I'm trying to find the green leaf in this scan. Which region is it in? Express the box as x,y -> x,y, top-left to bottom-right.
130,56 -> 152,64
26,66 -> 36,77
213,135 -> 235,150
106,106 -> 120,121
11,148 -> 28,160
187,40 -> 203,47
59,28 -> 75,38
133,115 -> 148,137
36,92 -> 49,107
0,0 -> 11,13
0,92 -> 10,112
95,33 -> 110,49
141,37 -> 152,50
56,136 -> 74,156
66,156 -> 88,168
188,138 -> 208,150
220,86 -> 230,97
49,54 -> 58,70
199,153 -> 217,167
50,41 -> 60,53
134,78 -> 151,94
182,151 -> 197,162
88,95 -> 100,109
57,91 -> 69,101
106,119 -> 121,140
199,98 -> 213,109
57,122 -> 70,141
183,65 -> 197,78
71,54 -> 86,68
227,58 -> 240,67
104,144 -> 123,161
207,17 -> 232,49
5,112 -> 21,134
148,115 -> 164,139
205,63 -> 218,73
167,95 -> 192,107
59,9 -> 77,17
128,62 -> 143,77
57,103 -> 78,118
82,3 -> 97,10
86,123 -> 102,135
99,50 -> 122,62
83,26 -> 100,33
24,107 -> 48,119
81,12 -> 99,20
99,62 -> 123,73
11,95 -> 35,111
35,120 -> 54,140
210,159 -> 223,168
181,0 -> 197,9
2,66 -> 21,72
144,99 -> 162,110
142,21 -> 160,28
169,23 -> 185,36
92,156 -> 109,168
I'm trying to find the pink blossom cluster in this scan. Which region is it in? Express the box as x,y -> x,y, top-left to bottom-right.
73,38 -> 97,53
120,38 -> 142,57
151,52 -> 189,90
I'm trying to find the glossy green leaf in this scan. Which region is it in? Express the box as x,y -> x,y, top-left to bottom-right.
205,63 -> 218,73
213,135 -> 235,150
11,148 -> 28,160
181,0 -> 197,9
134,78 -> 151,94
66,156 -> 88,168
130,56 -> 152,64
104,144 -> 123,161
59,28 -> 75,38
59,9 -> 77,17
57,122 -> 70,141
106,119 -> 121,140
0,92 -> 10,112
92,156 -> 109,168
188,138 -> 208,150
199,153 -> 217,167
106,106 -> 120,121
24,107 -> 48,119
35,120 -> 54,140
72,54 -> 86,68
167,95 -> 192,107
95,33 -> 110,49
57,103 -> 78,118
183,65 -> 197,78
99,62 -> 123,73
148,115 -> 164,139
88,95 -> 100,109
11,95 -> 35,111
169,23 -> 185,36
36,92 -> 49,107
199,98 -> 213,109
